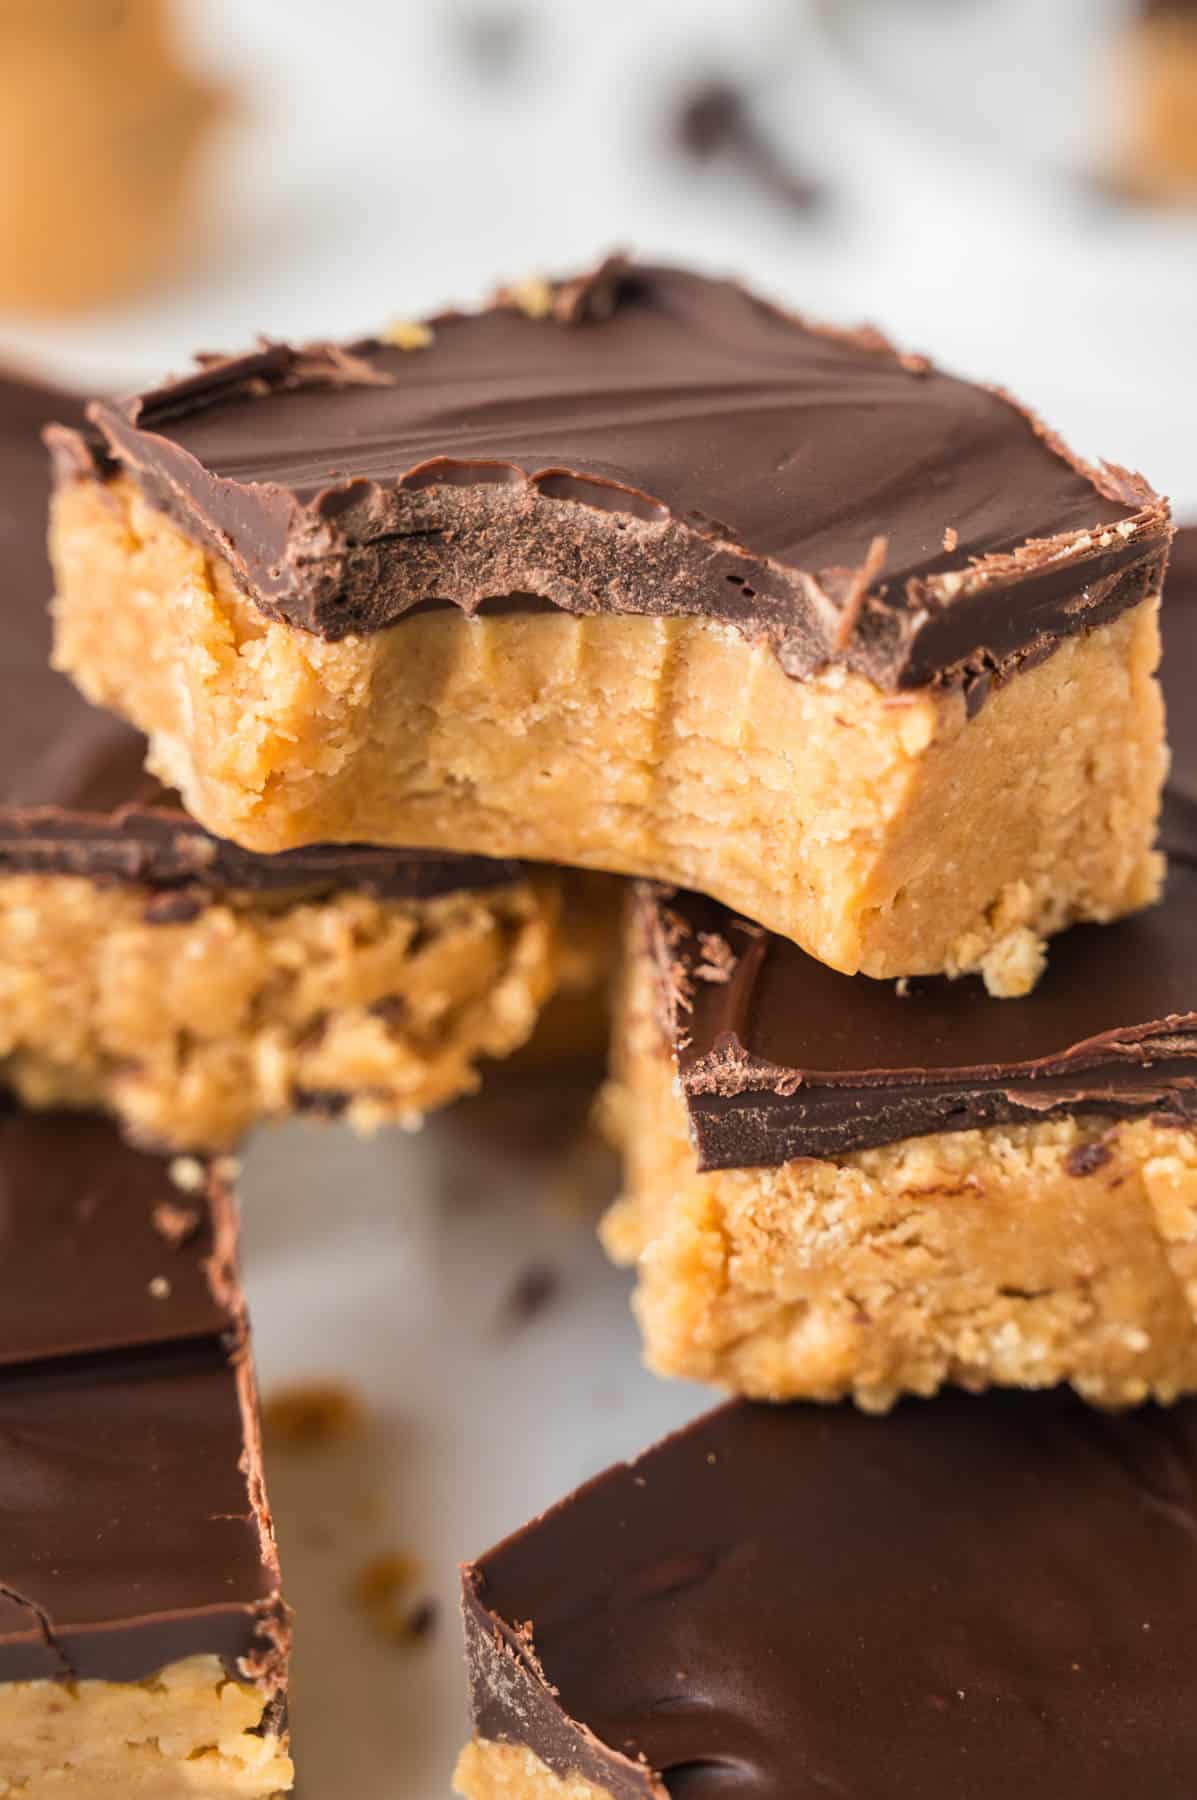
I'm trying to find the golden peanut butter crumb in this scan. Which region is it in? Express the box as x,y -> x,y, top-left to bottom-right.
979,926 -> 1047,999
148,1275 -> 172,1299
943,526 -> 959,552
169,1154 -> 207,1194
263,1379 -> 366,1449
381,317 -> 434,350
504,274 -> 554,318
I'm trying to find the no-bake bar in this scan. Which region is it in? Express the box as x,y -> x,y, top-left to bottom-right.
1119,0 -> 1197,201
0,373 -> 559,1148
0,1106 -> 291,1798
456,1390 -> 1197,1800
602,530 -> 1197,1409
50,260 -> 1170,992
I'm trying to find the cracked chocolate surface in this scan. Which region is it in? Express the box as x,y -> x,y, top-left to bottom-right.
70,261 -> 1169,688
1,370 -> 520,898
633,527 -> 1197,1169
463,1390 -> 1197,1798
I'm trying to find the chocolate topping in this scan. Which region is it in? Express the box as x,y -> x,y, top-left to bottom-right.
631,528 -> 1197,1169
77,263 -> 1168,689
0,1343 -> 286,1686
1,371 -> 519,898
0,1105 -> 286,1690
0,1107 -> 235,1368
1160,525 -> 1197,853
463,1390 -> 1197,1799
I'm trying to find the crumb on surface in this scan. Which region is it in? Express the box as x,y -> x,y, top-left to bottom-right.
263,1379 -> 367,1449
152,1200 -> 202,1247
498,1263 -> 561,1332
351,1551 -> 439,1646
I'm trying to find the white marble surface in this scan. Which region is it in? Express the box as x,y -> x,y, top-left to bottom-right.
4,4 -> 1196,1792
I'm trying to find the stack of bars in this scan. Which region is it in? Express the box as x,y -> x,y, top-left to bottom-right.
6,256 -> 1197,1794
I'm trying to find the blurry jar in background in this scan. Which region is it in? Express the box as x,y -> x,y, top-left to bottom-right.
0,0 -> 227,315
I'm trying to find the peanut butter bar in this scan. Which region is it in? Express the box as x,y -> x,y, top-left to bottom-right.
0,1107 -> 292,1798
1119,1 -> 1197,201
457,1391 -> 1197,1799
602,532 -> 1197,1409
0,374 -> 559,1149
50,260 -> 1169,993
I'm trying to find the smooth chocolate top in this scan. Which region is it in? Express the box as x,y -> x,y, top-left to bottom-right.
81,261 -> 1168,690
0,1342 -> 287,1685
1,370 -> 519,898
464,1390 -> 1197,1799
1160,525 -> 1197,848
0,1107 -> 236,1369
637,526 -> 1197,1169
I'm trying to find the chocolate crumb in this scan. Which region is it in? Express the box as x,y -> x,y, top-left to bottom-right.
499,1264 -> 561,1332
152,1201 -> 202,1247
674,78 -> 821,215
263,1380 -> 366,1449
142,884 -> 208,925
403,1598 -> 439,1642
351,1552 -> 438,1645
1065,1141 -> 1113,1178
369,994 -> 408,1030
451,5 -> 529,79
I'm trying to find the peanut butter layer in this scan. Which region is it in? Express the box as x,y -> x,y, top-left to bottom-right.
603,961 -> 1197,1408
0,873 -> 557,1150
0,1655 -> 292,1798
50,474 -> 1165,990
456,1741 -> 611,1800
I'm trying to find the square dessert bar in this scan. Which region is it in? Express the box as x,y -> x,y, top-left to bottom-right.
605,872 -> 1197,1408
0,1107 -> 291,1797
50,259 -> 1170,994
602,533 -> 1197,1409
457,1390 -> 1197,1799
0,373 -> 559,1149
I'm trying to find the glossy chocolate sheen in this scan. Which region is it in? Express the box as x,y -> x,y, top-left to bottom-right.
1,370 -> 518,898
0,1341 -> 287,1685
636,527 -> 1197,1169
0,1107 -> 236,1368
463,1390 -> 1197,1799
80,261 -> 1169,688
1160,525 -> 1197,850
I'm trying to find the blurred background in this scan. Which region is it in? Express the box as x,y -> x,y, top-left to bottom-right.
3,0 -> 1196,507
4,3 -> 1194,1794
